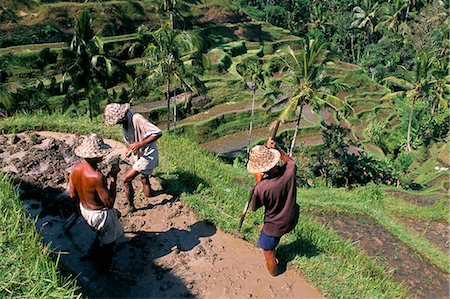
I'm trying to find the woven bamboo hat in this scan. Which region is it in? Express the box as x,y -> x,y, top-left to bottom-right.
104,103 -> 130,126
247,145 -> 281,174
74,133 -> 112,159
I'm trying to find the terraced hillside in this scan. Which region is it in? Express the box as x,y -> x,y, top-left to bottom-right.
1,1 -> 449,298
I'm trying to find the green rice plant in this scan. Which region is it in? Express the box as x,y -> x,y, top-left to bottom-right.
221,41 -> 247,57
0,172 -> 79,298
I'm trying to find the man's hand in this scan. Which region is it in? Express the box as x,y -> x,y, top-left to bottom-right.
267,138 -> 293,164
125,142 -> 142,157
106,158 -> 121,179
267,138 -> 278,149
253,172 -> 264,183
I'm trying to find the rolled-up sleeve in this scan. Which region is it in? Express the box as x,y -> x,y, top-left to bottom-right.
251,187 -> 263,212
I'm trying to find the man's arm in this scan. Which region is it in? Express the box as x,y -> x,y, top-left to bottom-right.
69,166 -> 79,200
251,188 -> 263,211
95,172 -> 117,208
267,139 -> 293,164
126,133 -> 162,157
69,175 -> 77,199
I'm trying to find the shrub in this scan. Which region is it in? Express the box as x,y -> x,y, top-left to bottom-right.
37,48 -> 58,69
223,41 -> 247,57
313,123 -> 397,187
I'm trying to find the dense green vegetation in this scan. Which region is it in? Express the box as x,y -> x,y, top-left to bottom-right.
0,172 -> 79,298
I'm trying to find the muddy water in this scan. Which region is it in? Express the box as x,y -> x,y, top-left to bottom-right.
1,132 -> 323,299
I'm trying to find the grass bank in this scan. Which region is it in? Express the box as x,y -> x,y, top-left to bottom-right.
0,113 -> 410,298
0,172 -> 79,298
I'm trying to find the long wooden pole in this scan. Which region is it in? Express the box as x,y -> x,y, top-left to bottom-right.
238,120 -> 280,231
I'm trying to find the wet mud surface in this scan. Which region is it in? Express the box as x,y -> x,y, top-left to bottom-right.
426,174 -> 450,192
0,131 -> 323,299
402,219 -> 450,254
312,212 -> 449,299
386,190 -> 448,207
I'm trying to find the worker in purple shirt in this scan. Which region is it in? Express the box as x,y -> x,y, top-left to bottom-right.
247,139 -> 300,276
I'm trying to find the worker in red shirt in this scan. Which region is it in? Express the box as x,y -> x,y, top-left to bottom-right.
247,139 -> 300,276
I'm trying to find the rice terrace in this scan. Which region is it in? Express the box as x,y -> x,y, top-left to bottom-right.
0,0 -> 448,298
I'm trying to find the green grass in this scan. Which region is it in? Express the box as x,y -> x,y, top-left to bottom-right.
0,113 -> 417,298
0,172 -> 79,298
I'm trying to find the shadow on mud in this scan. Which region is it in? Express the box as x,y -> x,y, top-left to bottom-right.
13,178 -> 76,218
127,221 -> 217,258
158,170 -> 209,198
14,177 -> 216,298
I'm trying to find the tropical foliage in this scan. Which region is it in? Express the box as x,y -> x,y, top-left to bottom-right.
61,10 -> 115,120
274,37 -> 350,156
137,24 -> 204,131
383,52 -> 449,151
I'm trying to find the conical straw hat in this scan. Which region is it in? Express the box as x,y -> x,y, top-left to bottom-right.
104,103 -> 130,126
74,133 -> 112,158
247,145 -> 281,174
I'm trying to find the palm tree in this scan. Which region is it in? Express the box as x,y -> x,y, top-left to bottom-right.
425,58 -> 449,139
275,37 -> 351,156
383,52 -> 438,151
351,0 -> 383,43
140,24 -> 202,131
61,10 -> 113,120
307,2 -> 332,33
377,0 -> 410,36
237,59 -> 267,151
156,0 -> 200,29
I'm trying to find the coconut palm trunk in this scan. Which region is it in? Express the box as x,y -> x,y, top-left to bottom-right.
425,98 -> 437,139
170,11 -> 174,29
288,103 -> 304,157
247,88 -> 256,153
183,84 -> 188,108
405,97 -> 416,151
173,84 -> 177,136
167,78 -> 171,131
350,34 -> 356,64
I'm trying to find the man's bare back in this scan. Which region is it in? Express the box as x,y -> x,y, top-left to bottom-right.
70,158 -> 117,210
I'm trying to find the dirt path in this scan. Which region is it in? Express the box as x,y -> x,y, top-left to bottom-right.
1,131 -> 323,299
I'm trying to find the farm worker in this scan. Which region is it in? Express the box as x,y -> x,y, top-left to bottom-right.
70,133 -> 123,265
247,139 -> 300,276
104,103 -> 162,212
